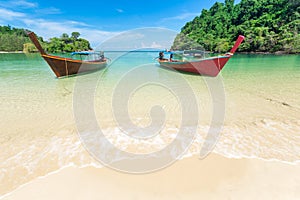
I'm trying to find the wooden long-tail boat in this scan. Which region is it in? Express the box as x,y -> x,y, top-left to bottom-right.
27,32 -> 107,78
157,35 -> 245,76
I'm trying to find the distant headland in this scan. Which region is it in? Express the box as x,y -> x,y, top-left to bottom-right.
0,25 -> 92,53
172,0 -> 300,54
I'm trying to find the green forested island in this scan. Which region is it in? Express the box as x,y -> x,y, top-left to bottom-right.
0,25 -> 91,53
172,0 -> 300,53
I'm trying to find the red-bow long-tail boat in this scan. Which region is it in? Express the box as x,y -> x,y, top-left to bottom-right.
157,35 -> 245,76
27,32 -> 107,78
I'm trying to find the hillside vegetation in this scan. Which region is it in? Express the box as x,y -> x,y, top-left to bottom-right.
172,0 -> 300,53
0,26 -> 30,52
0,25 -> 92,53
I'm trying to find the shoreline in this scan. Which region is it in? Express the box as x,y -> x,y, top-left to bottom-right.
0,51 -> 24,54
0,50 -> 299,55
2,154 -> 300,200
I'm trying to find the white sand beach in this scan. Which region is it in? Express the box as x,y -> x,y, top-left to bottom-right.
1,53 -> 299,200
2,154 -> 300,200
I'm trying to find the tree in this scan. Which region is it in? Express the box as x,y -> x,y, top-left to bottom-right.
23,43 -> 37,53
0,26 -> 32,51
44,32 -> 91,53
172,0 -> 300,53
61,33 -> 69,40
71,32 -> 80,40
0,26 -> 92,53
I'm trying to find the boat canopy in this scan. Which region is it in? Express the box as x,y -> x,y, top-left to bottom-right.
71,51 -> 100,56
161,51 -> 175,55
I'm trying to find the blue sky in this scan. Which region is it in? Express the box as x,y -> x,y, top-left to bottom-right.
0,0 -> 240,47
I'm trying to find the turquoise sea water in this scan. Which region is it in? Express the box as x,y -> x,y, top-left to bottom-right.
0,52 -> 300,195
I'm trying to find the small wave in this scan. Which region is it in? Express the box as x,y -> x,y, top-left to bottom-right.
1,119 -> 300,197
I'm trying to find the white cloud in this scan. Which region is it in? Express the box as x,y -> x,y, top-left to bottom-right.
0,7 -> 176,50
12,0 -> 37,8
141,41 -> 163,49
97,28 -> 176,51
0,8 -> 25,20
116,8 -> 124,13
0,0 -> 37,9
22,18 -> 117,47
82,30 -> 119,47
150,41 -> 163,49
0,7 -> 117,47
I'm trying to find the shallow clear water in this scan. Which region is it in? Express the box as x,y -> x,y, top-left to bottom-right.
0,52 -> 299,195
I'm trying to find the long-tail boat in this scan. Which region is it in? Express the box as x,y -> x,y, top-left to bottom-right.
157,35 -> 245,76
27,32 -> 107,78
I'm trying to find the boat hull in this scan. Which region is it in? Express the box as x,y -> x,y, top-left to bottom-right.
27,31 -> 107,78
158,56 -> 230,77
42,54 -> 107,78
158,35 -> 245,76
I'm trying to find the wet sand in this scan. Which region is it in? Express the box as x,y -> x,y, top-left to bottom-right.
2,154 -> 300,200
